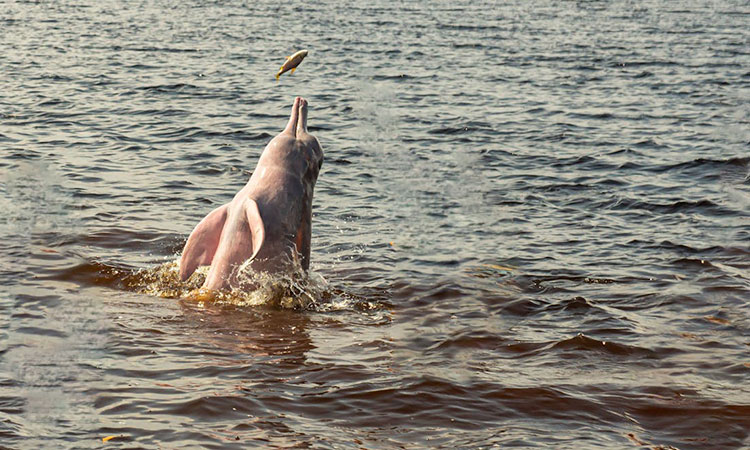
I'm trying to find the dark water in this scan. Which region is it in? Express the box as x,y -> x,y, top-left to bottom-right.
2,0 -> 749,448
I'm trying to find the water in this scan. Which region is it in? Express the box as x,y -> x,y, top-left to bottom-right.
1,0 -> 749,448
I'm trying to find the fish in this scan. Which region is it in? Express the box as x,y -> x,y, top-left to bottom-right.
276,49 -> 308,80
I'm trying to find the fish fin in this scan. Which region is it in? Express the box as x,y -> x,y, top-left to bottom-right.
244,198 -> 265,260
290,67 -> 296,74
179,203 -> 229,281
275,74 -> 280,81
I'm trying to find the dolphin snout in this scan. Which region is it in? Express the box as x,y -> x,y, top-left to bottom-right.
297,98 -> 308,135
284,97 -> 308,137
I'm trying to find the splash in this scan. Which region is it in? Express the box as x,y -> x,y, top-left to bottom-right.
213,256 -> 328,310
71,255 -> 388,313
121,257 -> 329,310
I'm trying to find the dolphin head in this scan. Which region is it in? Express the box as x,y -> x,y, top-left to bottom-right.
262,97 -> 323,186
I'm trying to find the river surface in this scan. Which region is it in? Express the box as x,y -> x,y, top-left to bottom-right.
1,0 -> 749,448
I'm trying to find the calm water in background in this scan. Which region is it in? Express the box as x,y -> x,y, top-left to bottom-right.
1,0 -> 749,448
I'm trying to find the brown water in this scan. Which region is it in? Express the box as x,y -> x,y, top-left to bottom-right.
1,0 -> 749,448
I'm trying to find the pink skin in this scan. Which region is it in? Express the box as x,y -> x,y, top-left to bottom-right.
179,97 -> 324,290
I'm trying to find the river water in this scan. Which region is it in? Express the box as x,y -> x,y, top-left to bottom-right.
1,0 -> 749,448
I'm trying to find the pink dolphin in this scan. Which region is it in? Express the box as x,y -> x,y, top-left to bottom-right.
179,97 -> 324,290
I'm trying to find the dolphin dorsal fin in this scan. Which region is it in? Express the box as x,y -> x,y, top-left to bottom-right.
244,198 -> 265,260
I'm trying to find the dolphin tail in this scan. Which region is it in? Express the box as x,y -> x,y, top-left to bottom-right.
179,203 -> 229,281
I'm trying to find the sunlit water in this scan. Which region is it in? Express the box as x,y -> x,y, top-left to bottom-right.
1,0 -> 749,448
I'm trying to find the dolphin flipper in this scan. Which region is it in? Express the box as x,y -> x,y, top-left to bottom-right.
179,203 -> 229,281
244,198 -> 266,261
295,204 -> 312,270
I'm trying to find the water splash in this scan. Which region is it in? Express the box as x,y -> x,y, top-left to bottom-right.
59,255 -> 389,314
121,257 -> 330,310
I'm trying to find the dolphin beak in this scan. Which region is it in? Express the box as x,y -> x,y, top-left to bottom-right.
284,97 -> 308,137
283,97 -> 301,136
296,98 -> 308,135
